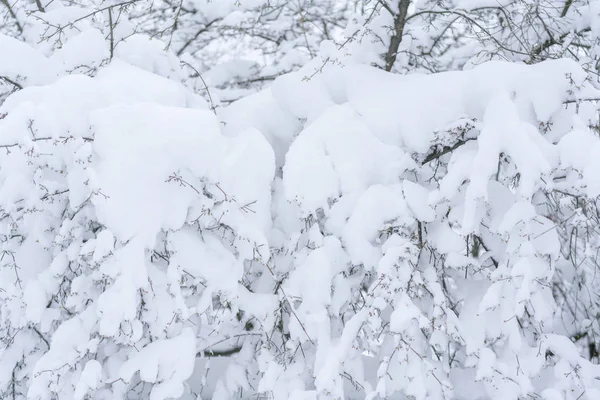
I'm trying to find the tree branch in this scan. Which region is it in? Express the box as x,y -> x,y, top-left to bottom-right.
560,0 -> 573,18
0,136 -> 93,149
197,346 -> 242,358
406,9 -> 531,57
421,138 -> 476,165
34,0 -> 45,12
384,0 -> 411,72
530,28 -> 590,59
176,18 -> 220,56
0,0 -> 23,33
108,8 -> 115,60
0,76 -> 23,90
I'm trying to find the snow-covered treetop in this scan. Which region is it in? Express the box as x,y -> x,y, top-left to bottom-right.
2,1 -> 600,400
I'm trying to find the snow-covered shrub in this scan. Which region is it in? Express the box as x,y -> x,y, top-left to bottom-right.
250,55 -> 600,400
2,1 -> 600,400
0,44 -> 277,399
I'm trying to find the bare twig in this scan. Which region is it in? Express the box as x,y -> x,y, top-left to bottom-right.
0,76 -> 23,90
1,0 -> 23,33
180,61 -> 217,115
108,8 -> 115,60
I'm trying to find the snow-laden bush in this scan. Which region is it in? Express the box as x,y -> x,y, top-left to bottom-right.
3,2 -> 600,400
269,58 -> 600,400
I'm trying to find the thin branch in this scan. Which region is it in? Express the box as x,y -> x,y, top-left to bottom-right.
376,0 -> 394,15
181,61 -> 217,115
406,9 -> 531,57
264,261 -> 315,345
31,326 -> 50,349
198,346 -> 242,357
563,97 -> 600,105
108,8 -> 115,60
0,76 -> 23,90
421,138 -> 476,165
165,0 -> 184,50
531,28 -> 590,58
31,0 -> 139,44
0,136 -> 93,149
196,333 -> 262,358
176,18 -> 220,56
1,0 -> 23,33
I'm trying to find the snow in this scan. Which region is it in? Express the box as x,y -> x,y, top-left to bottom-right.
0,34 -> 59,86
119,328 -> 196,400
74,360 -> 103,400
91,103 -> 222,244
220,89 -> 301,168
2,2 -> 600,400
49,29 -> 109,74
170,228 -> 240,295
283,104 -> 408,215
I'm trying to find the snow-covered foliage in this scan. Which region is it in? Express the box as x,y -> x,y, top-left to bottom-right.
2,1 -> 600,400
